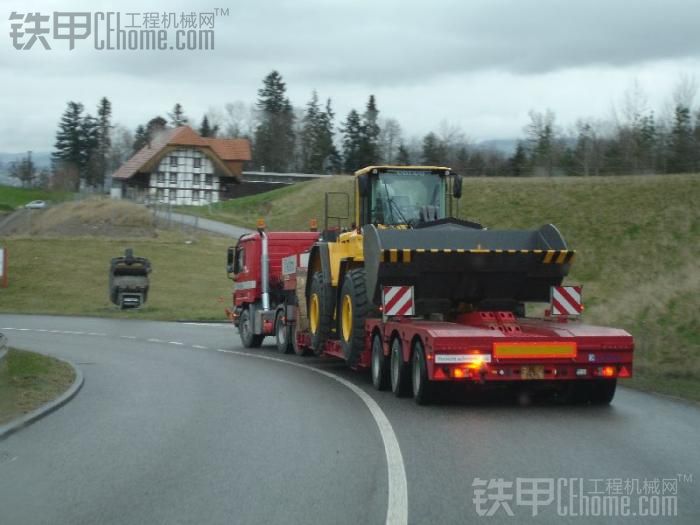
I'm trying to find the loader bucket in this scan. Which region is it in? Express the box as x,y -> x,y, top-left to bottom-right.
362,220 -> 574,310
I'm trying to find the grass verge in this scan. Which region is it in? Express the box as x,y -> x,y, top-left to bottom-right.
0,348 -> 75,425
0,231 -> 233,321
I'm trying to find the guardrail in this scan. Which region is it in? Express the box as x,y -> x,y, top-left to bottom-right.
0,332 -> 7,364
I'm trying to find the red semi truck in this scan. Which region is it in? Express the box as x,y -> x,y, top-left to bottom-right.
226,166 -> 634,404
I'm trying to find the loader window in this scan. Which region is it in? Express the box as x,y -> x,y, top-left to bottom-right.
371,172 -> 446,225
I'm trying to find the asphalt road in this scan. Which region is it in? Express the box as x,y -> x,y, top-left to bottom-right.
0,314 -> 698,525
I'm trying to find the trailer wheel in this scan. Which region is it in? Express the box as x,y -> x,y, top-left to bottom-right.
412,340 -> 433,405
390,337 -> 411,397
371,333 -> 389,390
590,379 -> 617,405
275,310 -> 292,354
309,272 -> 333,356
339,268 -> 370,367
239,308 -> 263,348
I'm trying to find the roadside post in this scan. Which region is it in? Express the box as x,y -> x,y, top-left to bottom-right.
0,246 -> 7,288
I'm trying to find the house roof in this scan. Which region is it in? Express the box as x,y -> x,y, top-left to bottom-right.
112,126 -> 251,180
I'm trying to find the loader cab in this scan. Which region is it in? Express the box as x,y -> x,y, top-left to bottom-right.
355,166 -> 459,227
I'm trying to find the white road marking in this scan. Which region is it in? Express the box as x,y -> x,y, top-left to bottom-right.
168,341 -> 184,346
192,345 -> 208,349
120,335 -> 136,340
87,332 -> 106,337
147,338 -> 165,343
214,348 -> 408,525
183,322 -> 227,327
36,329 -> 48,332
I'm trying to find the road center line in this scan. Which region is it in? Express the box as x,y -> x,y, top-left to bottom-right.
215,348 -> 408,525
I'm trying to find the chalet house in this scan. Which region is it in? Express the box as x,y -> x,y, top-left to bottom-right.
111,126 -> 251,205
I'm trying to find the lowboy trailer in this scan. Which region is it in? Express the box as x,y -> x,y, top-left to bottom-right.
226,166 -> 634,405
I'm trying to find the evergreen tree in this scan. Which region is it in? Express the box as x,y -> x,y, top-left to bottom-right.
396,144 -> 411,165
147,116 -> 167,136
667,104 -> 695,173
81,113 -> 100,186
422,132 -> 446,165
198,115 -> 219,137
300,92 -> 339,173
95,97 -> 112,188
133,125 -> 149,152
168,103 -> 188,126
341,109 -> 363,172
358,95 -> 380,166
53,101 -> 85,172
254,70 -> 295,172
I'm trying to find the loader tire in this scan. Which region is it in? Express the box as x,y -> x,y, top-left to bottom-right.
339,268 -> 370,368
239,308 -> 263,348
309,271 -> 333,356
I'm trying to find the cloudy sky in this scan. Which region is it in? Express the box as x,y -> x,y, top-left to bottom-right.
2,0 -> 700,152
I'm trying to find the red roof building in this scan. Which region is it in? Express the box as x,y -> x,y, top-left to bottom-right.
111,126 -> 251,205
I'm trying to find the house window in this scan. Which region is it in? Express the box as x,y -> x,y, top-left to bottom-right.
193,173 -> 200,185
193,158 -> 202,168
204,191 -> 212,202
192,190 -> 200,201
156,188 -> 164,201
205,174 -> 213,186
169,190 -> 177,202
170,156 -> 178,167
156,172 -> 165,184
170,173 -> 177,185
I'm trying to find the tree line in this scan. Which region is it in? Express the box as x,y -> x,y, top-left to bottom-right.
11,72 -> 700,190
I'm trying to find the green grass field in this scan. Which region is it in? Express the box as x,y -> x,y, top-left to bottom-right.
0,348 -> 75,424
183,173 -> 700,401
0,232 -> 233,321
0,185 -> 72,212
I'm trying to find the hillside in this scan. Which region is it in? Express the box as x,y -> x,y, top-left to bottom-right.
184,173 -> 700,400
0,198 -> 231,321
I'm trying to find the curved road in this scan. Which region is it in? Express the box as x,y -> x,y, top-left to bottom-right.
0,314 -> 698,524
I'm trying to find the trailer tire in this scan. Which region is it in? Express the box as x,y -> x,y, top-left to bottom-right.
339,268 -> 370,367
390,337 -> 411,397
239,308 -> 264,348
275,310 -> 292,354
371,333 -> 389,390
309,271 -> 333,356
412,340 -> 433,405
590,379 -> 617,405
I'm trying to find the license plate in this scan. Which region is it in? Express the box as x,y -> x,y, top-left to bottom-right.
521,365 -> 545,380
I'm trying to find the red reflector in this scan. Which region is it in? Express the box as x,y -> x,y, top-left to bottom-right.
618,366 -> 630,378
434,367 -> 447,380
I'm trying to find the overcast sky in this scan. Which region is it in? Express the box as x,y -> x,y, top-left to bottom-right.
2,0 -> 700,152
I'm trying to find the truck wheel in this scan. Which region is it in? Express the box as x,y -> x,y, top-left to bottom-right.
371,333 -> 389,390
275,310 -> 292,354
390,337 -> 411,397
309,272 -> 333,356
412,340 -> 433,405
239,308 -> 263,348
590,379 -> 617,405
339,269 -> 369,367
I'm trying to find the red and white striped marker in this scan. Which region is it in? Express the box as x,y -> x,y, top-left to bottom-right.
382,286 -> 415,316
550,285 -> 583,316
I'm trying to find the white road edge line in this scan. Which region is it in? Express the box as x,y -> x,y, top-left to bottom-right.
168,341 -> 184,345
215,348 -> 408,525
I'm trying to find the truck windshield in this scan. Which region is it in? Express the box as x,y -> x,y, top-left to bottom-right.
371,171 -> 446,225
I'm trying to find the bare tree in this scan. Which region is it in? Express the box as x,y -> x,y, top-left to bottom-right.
378,118 -> 403,164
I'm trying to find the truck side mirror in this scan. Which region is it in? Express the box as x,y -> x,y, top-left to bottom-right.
227,246 -> 235,274
357,174 -> 369,197
453,174 -> 463,199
